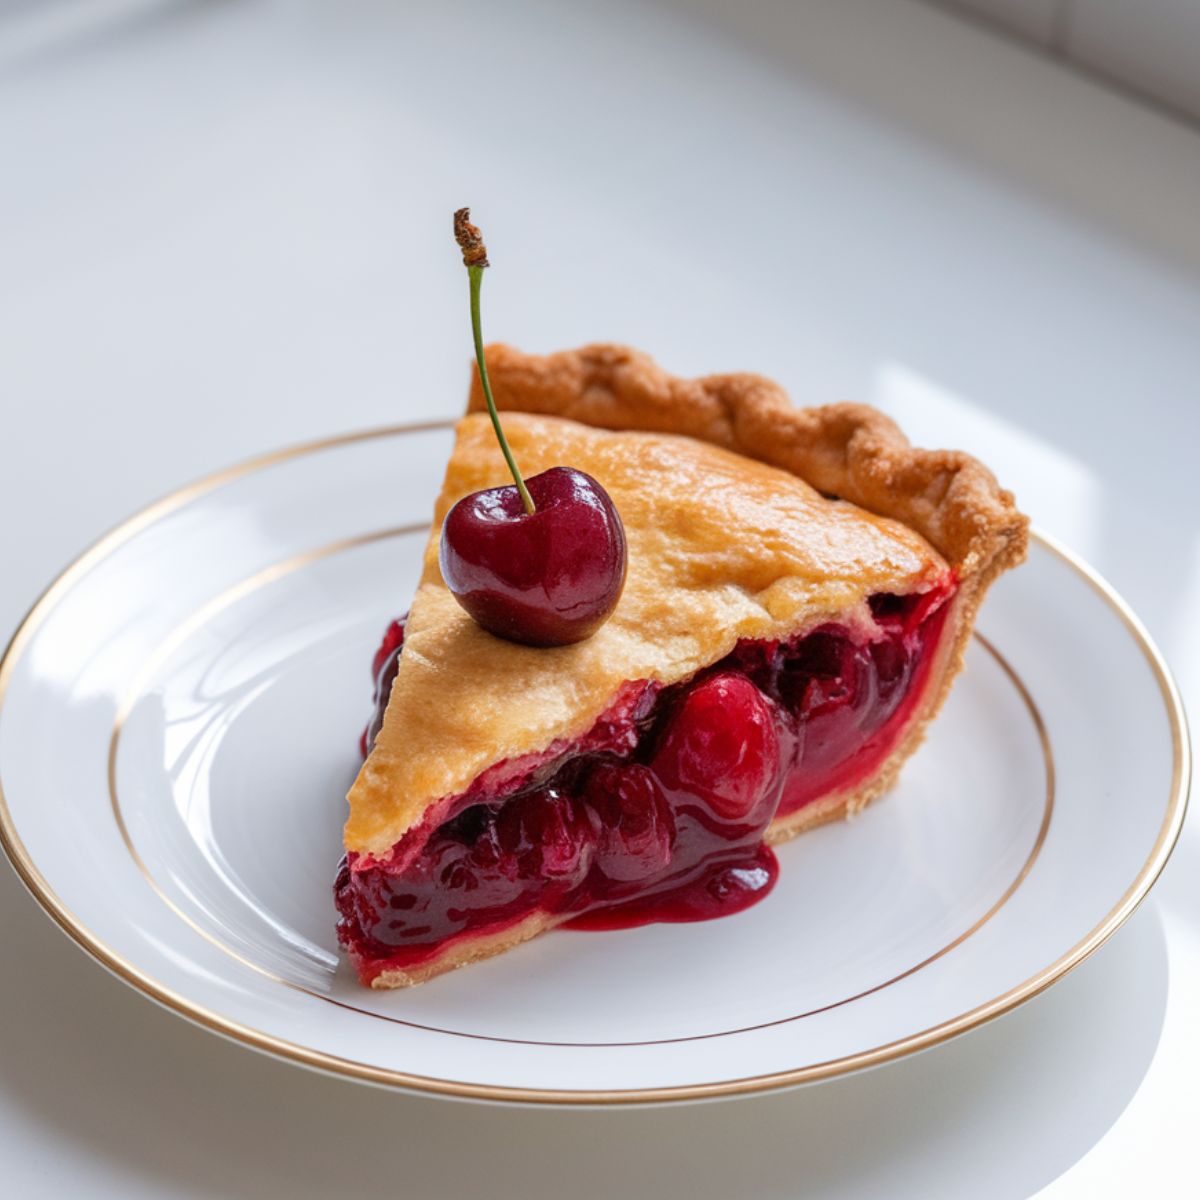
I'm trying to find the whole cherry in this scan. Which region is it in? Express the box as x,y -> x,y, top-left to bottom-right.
440,209 -> 627,646
440,465 -> 627,646
652,673 -> 782,823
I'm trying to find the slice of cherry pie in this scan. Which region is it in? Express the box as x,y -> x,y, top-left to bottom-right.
336,344 -> 1028,988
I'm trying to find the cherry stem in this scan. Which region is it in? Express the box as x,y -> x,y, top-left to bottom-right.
467,265 -> 534,514
456,209 -> 535,515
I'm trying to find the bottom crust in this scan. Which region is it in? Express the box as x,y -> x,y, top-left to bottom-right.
368,584 -> 984,990
370,912 -> 559,989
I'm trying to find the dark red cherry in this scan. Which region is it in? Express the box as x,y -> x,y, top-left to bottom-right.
439,466 -> 627,647
586,763 -> 675,882
652,673 -> 782,823
371,618 -> 406,682
360,617 -> 406,758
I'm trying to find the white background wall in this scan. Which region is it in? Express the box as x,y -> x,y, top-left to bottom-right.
2,2 -> 1199,1197
936,0 -> 1200,123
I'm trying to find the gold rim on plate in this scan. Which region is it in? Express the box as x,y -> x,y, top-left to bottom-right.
0,421 -> 1190,1105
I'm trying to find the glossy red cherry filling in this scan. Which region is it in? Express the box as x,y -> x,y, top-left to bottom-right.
358,617 -> 406,759
337,580 -> 954,983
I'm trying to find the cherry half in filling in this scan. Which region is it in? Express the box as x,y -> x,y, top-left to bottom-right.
337,580 -> 955,983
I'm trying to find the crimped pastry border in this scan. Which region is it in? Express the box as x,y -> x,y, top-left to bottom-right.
468,342 -> 1029,580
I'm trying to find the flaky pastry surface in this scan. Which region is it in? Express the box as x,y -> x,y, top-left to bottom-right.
346,408 -> 952,857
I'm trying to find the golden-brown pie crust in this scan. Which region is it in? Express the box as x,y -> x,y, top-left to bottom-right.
465,344 -> 1028,798
347,412 -> 952,857
467,343 -> 1028,579
346,344 -> 1028,986
467,348 -> 1027,769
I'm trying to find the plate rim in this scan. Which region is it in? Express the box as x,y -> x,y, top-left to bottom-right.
0,422 -> 1190,1105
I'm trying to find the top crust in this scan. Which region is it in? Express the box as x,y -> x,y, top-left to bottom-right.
468,343 -> 1029,581
344,344 -> 1029,860
345,410 -> 950,858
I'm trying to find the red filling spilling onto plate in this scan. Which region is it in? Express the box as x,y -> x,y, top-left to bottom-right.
336,579 -> 955,984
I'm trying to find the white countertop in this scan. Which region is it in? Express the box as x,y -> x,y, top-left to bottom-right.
1,1 -> 1196,1196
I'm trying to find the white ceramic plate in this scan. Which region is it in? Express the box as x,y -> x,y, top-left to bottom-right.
0,422 -> 1188,1105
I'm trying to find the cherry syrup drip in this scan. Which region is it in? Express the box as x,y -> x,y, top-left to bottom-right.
337,582 -> 954,983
